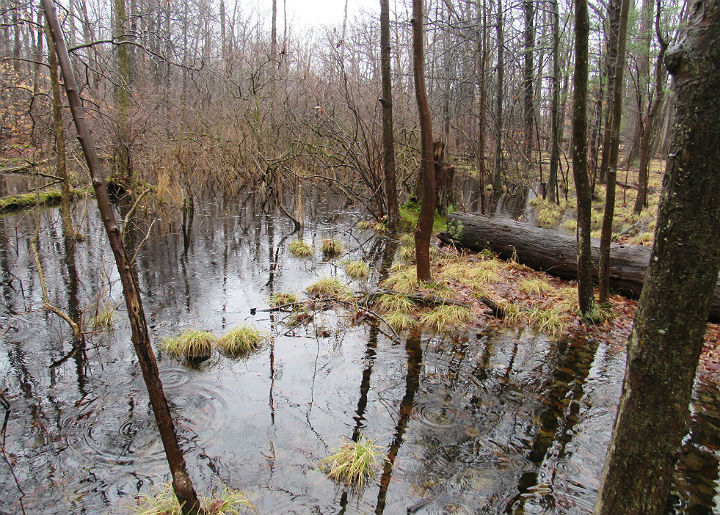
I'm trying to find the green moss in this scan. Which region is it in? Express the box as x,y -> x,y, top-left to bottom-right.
0,188 -> 88,213
289,239 -> 313,257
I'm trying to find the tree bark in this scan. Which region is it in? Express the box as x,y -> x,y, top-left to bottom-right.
598,0 -> 630,304
633,0 -> 668,215
412,0 -> 435,283
522,0 -> 535,174
548,0 -> 560,204
44,20 -> 75,241
492,0 -> 504,196
598,0 -> 622,186
572,0 -> 594,315
380,0 -> 399,230
41,1 -> 202,513
114,0 -> 132,181
594,0 -> 720,511
476,0 -> 489,213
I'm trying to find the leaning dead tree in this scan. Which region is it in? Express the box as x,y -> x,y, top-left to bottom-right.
41,0 -> 202,513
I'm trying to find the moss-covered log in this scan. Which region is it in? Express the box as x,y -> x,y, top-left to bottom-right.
0,188 -> 87,213
441,212 -> 720,322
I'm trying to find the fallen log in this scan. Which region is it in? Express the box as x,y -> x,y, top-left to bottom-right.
441,213 -> 720,322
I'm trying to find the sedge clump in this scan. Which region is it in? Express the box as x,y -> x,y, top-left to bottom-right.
133,482 -> 253,514
345,260 -> 370,280
319,434 -> 386,490
218,325 -> 268,356
159,329 -> 216,359
305,277 -> 352,300
321,238 -> 344,257
289,239 -> 313,257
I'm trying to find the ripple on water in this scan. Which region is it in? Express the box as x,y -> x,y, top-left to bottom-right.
412,399 -> 463,430
159,365 -> 191,389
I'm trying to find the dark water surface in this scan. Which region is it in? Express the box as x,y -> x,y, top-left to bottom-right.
0,192 -> 718,514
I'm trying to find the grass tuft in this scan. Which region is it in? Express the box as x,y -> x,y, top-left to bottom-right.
383,312 -> 416,331
419,304 -> 473,333
382,267 -> 417,293
518,278 -> 554,295
345,260 -> 370,280
318,434 -> 385,490
289,239 -> 313,257
305,277 -> 353,299
218,325 -> 268,356
159,329 -> 216,359
269,292 -> 299,307
525,306 -> 567,336
356,220 -> 373,230
375,294 -> 416,314
133,482 -> 253,514
321,238 -> 344,257
88,305 -> 115,330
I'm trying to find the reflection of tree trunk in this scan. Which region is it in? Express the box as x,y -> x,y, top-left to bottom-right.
507,339 -> 598,512
42,2 -> 202,511
375,331 -> 422,514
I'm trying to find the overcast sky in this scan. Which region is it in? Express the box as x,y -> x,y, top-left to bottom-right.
269,0 -> 380,31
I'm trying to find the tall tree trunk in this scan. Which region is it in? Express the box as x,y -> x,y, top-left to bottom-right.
380,0 -> 399,230
594,0 -> 720,511
548,0 -> 560,204
522,0 -> 535,175
412,0 -> 435,283
492,0 -> 504,196
633,0 -> 668,215
598,0 -> 630,305
270,0 -> 277,62
114,0 -> 132,182
41,1 -> 202,513
477,0 -> 489,213
572,0 -> 594,315
598,0 -> 622,185
45,20 -> 76,241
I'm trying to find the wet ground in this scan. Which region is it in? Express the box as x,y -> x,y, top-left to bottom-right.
0,191 -> 718,514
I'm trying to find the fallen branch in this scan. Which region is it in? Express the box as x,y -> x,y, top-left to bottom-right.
30,240 -> 82,339
1,384 -> 27,515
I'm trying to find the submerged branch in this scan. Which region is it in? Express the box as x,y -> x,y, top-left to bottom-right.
30,240 -> 82,338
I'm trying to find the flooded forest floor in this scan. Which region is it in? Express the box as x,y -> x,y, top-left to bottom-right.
1,172 -> 719,514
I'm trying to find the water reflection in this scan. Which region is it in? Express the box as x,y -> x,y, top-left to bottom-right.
0,194 -> 719,514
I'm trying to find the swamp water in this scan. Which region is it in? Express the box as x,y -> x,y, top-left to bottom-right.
0,192 -> 719,514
